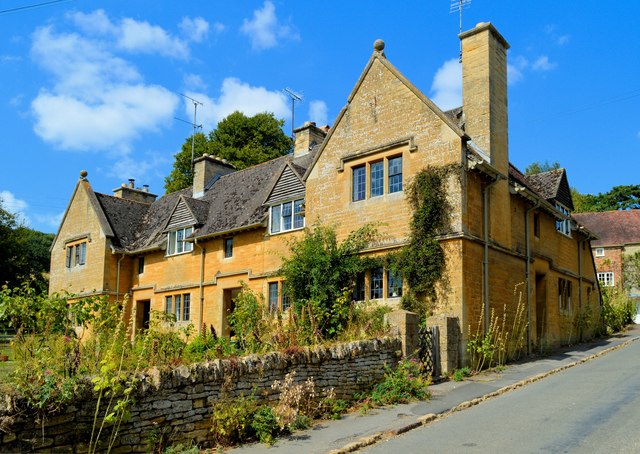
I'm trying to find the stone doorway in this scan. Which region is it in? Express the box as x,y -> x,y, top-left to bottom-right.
222,288 -> 241,337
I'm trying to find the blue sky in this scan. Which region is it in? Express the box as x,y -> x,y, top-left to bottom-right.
1,0 -> 639,233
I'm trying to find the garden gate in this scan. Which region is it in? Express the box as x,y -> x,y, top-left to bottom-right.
417,325 -> 440,377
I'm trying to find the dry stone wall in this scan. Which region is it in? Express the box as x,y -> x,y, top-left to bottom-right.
0,338 -> 400,453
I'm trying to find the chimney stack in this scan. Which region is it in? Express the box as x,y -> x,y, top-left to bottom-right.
193,154 -> 236,198
113,180 -> 157,203
460,22 -> 510,175
293,121 -> 328,157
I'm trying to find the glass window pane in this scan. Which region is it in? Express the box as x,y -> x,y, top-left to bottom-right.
370,161 -> 383,197
282,283 -> 291,311
268,282 -> 279,312
353,166 -> 366,201
183,294 -> 190,321
165,296 -> 172,314
387,270 -> 403,298
294,199 -> 304,229
388,156 -> 402,193
282,202 -> 292,230
175,295 -> 181,321
271,205 -> 281,233
177,229 -> 184,253
370,267 -> 383,299
353,272 -> 365,301
168,231 -> 176,255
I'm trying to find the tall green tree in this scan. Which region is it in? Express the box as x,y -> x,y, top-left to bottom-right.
164,111 -> 293,193
524,160 -> 561,176
571,185 -> 640,212
0,200 -> 54,292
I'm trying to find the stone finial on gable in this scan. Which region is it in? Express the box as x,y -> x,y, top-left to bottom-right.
80,170 -> 88,180
373,39 -> 385,58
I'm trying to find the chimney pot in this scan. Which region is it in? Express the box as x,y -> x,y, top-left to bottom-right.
143,184 -> 149,193
128,179 -> 135,188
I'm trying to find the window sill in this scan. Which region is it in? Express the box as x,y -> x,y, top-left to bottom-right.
165,250 -> 193,258
269,226 -> 305,236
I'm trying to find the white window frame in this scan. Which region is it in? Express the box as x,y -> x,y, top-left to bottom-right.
595,248 -> 605,257
598,272 -> 615,287
167,226 -> 194,256
555,202 -> 571,237
270,198 -> 305,234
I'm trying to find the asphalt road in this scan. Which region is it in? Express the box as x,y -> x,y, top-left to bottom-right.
364,339 -> 640,453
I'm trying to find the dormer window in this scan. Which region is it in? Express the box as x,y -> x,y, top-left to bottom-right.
555,202 -> 571,237
270,199 -> 304,234
167,227 -> 193,255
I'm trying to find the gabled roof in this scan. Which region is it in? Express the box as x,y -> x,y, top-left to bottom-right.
95,193 -> 150,249
573,210 -> 640,247
303,45 -> 465,182
101,149 -> 319,253
524,168 -> 574,211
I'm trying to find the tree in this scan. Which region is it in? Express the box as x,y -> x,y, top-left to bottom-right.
164,111 -> 293,193
279,223 -> 379,338
571,185 -> 640,212
0,199 -> 54,292
524,160 -> 560,176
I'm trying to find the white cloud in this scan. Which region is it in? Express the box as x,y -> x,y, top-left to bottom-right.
68,9 -> 117,35
0,191 -> 29,225
118,18 -> 189,59
33,211 -> 64,230
109,152 -> 169,182
69,10 -> 189,59
30,25 -> 179,152
183,73 -> 207,91
179,17 -> 210,42
508,55 -> 529,85
308,100 -> 328,126
532,55 -> 556,71
213,22 -> 225,34
430,58 -> 462,111
241,1 -> 299,51
556,35 -> 570,46
185,78 -> 290,130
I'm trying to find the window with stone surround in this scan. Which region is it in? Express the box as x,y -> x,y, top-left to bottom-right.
351,154 -> 403,202
165,293 -> 191,321
66,241 -> 87,268
595,248 -> 605,257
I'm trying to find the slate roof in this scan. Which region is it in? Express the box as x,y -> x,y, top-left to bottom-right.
94,194 -> 150,249
573,210 -> 640,247
94,150 -> 317,253
525,169 -> 574,211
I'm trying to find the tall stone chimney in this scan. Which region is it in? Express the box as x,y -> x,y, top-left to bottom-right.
293,121 -> 328,157
193,154 -> 236,198
460,22 -> 511,247
460,22 -> 510,175
112,179 -> 157,204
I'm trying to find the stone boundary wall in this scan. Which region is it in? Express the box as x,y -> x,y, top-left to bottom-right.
0,338 -> 401,453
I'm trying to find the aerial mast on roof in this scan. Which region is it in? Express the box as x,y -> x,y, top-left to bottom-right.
450,0 -> 472,62
176,93 -> 204,177
283,87 -> 303,139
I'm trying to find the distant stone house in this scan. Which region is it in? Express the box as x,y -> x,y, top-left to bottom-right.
50,22 -> 601,364
573,210 -> 640,297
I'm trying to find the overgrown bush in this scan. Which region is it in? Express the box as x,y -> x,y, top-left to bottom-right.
279,223 -> 380,339
228,284 -> 267,352
602,287 -> 635,334
358,359 -> 430,410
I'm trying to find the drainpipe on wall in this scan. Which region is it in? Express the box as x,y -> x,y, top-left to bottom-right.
483,178 -> 500,333
195,239 -> 205,335
112,246 -> 125,303
524,201 -> 540,355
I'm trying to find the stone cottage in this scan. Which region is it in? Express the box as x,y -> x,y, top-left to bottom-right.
50,22 -> 601,364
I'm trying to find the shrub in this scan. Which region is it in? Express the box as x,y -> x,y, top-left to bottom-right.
364,359 -> 430,408
251,405 -> 280,445
210,394 -> 258,446
602,287 -> 635,334
452,367 -> 472,382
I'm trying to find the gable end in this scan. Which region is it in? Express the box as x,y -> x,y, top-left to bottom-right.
265,165 -> 305,205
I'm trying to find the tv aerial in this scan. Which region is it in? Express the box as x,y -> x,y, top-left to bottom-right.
175,93 -> 204,175
450,0 -> 472,62
283,87 -> 303,138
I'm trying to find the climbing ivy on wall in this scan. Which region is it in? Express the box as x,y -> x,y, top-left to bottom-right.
390,164 -> 460,317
